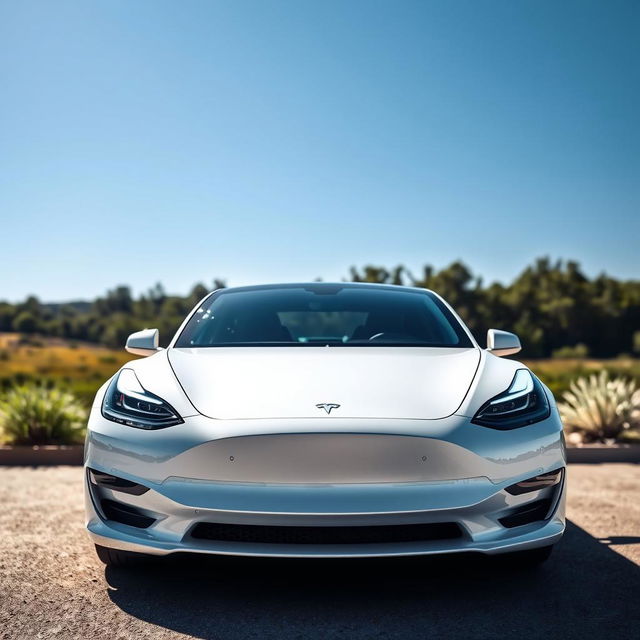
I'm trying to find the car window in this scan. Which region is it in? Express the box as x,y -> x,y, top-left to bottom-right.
175,284 -> 473,348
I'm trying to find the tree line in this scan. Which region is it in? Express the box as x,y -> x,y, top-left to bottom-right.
1,258 -> 638,358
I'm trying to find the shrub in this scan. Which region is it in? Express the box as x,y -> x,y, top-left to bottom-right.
633,331 -> 640,355
552,343 -> 589,359
0,385 -> 87,445
558,371 -> 640,442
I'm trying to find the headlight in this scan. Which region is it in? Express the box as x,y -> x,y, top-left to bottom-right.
102,369 -> 183,429
472,369 -> 550,430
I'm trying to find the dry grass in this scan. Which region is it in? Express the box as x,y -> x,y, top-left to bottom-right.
525,357 -> 640,399
0,333 -> 134,378
524,357 -> 640,376
0,333 -> 137,405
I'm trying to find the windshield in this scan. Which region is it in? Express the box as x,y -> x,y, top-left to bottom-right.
175,284 -> 473,348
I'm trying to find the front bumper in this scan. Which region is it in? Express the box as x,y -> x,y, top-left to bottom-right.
85,411 -> 566,558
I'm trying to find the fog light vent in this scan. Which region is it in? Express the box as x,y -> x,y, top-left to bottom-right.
505,468 -> 564,496
89,468 -> 149,495
100,499 -> 156,529
498,498 -> 553,529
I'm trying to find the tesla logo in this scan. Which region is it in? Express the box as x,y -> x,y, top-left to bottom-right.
316,403 -> 340,414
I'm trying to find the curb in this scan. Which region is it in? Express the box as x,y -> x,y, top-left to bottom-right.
0,445 -> 84,466
566,444 -> 640,464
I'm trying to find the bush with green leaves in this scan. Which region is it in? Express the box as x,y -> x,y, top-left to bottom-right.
551,343 -> 589,359
0,385 -> 87,445
558,371 -> 640,443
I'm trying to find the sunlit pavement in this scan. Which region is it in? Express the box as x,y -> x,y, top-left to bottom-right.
1,464 -> 638,639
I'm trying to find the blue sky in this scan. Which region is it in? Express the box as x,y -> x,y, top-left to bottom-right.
1,0 -> 638,301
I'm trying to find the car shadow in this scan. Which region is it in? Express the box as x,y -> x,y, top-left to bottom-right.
597,535 -> 640,546
105,520 -> 640,639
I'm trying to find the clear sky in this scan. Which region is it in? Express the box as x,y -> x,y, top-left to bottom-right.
1,0 -> 638,302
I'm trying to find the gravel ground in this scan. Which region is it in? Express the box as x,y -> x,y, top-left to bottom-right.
1,464 -> 639,640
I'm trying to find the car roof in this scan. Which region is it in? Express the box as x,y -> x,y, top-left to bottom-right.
210,282 -> 435,295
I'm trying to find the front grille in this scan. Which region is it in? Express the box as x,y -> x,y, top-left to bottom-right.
190,521 -> 462,545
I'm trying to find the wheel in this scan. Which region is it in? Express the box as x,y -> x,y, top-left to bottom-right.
94,544 -> 151,567
500,544 -> 554,568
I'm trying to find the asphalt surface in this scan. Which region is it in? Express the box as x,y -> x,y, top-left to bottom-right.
1,464 -> 639,640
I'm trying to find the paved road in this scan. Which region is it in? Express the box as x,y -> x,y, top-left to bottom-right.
1,464 -> 639,640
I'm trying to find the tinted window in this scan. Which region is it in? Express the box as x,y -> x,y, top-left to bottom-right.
175,285 -> 473,348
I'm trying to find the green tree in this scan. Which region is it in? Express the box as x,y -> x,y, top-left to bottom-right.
12,311 -> 39,334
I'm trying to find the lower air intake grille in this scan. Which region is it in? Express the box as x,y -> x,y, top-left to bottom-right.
190,521 -> 462,545
101,499 -> 156,529
498,498 -> 553,529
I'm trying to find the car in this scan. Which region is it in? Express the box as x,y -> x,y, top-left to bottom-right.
85,282 -> 566,567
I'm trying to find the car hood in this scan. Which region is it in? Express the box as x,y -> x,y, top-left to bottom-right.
167,347 -> 480,420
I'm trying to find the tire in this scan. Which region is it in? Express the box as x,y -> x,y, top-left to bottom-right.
500,544 -> 554,568
94,544 -> 152,567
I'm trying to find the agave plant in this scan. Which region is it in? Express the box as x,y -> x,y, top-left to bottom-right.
558,371 -> 640,442
0,385 -> 87,445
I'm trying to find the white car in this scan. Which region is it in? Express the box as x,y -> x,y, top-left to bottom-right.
85,283 -> 565,567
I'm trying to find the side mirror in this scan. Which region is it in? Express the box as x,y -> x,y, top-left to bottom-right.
125,328 -> 161,357
486,329 -> 521,357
